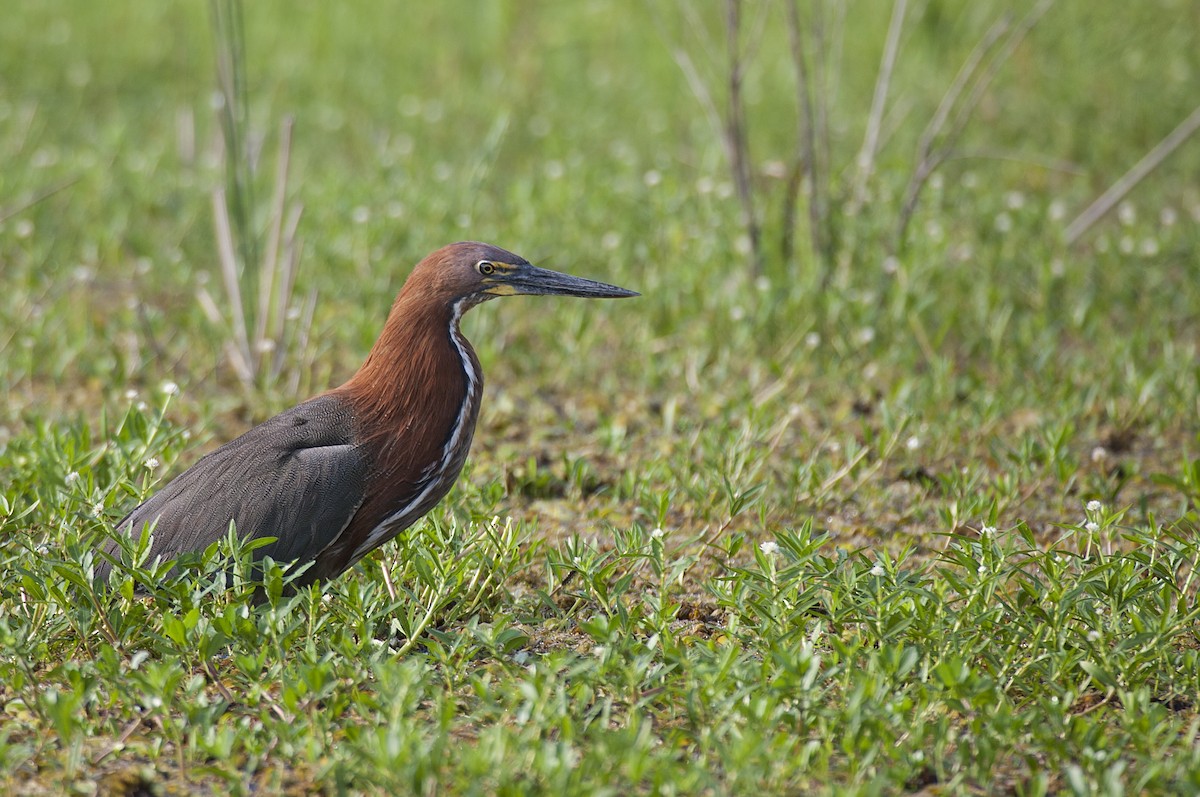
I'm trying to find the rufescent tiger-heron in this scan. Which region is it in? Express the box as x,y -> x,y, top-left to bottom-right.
94,241 -> 637,588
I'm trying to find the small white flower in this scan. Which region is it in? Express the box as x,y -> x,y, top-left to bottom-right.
31,147 -> 59,169
600,231 -> 621,251
1139,237 -> 1160,257
1117,201 -> 1136,226
159,381 -> 179,396
980,525 -> 997,538
124,389 -> 139,401
856,327 -> 876,345
136,401 -> 148,412
994,212 -> 1013,234
1160,206 -> 1178,227
1004,191 -> 1026,210
762,160 -> 787,179
1048,199 -> 1067,222
1086,500 -> 1102,513
544,160 -> 564,180
143,457 -> 160,470
91,503 -> 104,517
1090,446 -> 1108,462
1085,521 -> 1099,533
759,541 -> 780,557
642,170 -> 662,188
1087,630 -> 1101,642
870,564 -> 885,577
650,527 -> 665,540
351,206 -> 370,225
905,436 -> 920,451
65,471 -> 79,484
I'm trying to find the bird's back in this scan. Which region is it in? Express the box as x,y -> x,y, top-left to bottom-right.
94,394 -> 368,583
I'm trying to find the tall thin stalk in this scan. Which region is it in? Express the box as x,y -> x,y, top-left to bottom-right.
847,0 -> 908,217
782,1 -> 830,273
209,0 -> 258,279
658,2 -> 1061,275
1065,103 -> 1200,245
201,0 -> 316,396
661,0 -> 766,276
893,0 -> 1054,250
722,0 -> 763,276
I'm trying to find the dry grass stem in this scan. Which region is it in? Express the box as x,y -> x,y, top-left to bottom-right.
894,0 -> 1054,249
1065,102 -> 1200,245
848,0 -> 908,215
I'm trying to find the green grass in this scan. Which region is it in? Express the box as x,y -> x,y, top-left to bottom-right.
3,0 -> 1200,793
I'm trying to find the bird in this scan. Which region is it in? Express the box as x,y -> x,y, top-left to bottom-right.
94,241 -> 637,588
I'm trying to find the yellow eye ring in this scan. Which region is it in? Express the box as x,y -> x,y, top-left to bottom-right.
477,260 -> 496,276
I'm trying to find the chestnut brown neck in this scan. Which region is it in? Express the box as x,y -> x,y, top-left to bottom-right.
336,286 -> 481,468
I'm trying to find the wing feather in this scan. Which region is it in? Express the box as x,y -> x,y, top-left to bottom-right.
95,394 -> 367,581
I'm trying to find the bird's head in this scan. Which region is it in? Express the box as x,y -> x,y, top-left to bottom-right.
408,241 -> 639,309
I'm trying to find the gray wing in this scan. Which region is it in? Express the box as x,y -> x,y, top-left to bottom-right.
96,393 -> 367,580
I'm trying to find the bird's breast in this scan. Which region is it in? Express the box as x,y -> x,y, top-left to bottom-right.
314,315 -> 484,575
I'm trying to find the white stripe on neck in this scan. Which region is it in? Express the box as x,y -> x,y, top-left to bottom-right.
350,297 -> 479,564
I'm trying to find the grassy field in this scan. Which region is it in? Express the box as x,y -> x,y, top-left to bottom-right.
3,1 -> 1200,793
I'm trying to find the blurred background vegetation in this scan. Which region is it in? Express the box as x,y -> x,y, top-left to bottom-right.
3,1 -> 1200,792
3,0 -> 1198,539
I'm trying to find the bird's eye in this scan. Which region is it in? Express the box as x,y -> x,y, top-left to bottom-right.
477,260 -> 496,276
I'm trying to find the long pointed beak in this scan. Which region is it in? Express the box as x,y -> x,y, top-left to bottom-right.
505,265 -> 639,298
